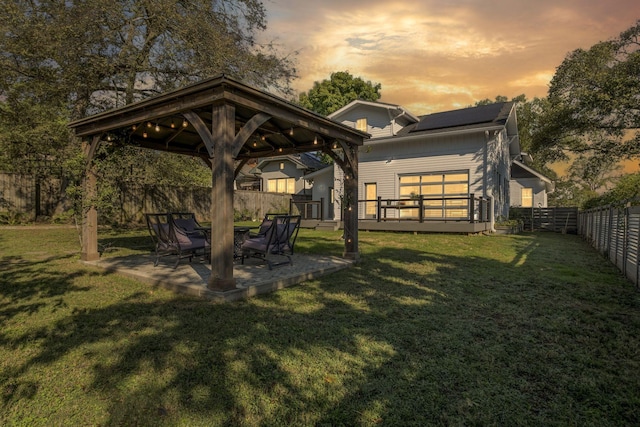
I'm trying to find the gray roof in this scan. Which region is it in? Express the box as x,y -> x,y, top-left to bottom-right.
399,102 -> 515,136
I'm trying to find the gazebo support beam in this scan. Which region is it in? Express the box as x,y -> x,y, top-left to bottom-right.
342,145 -> 359,261
81,135 -> 101,261
208,102 -> 237,291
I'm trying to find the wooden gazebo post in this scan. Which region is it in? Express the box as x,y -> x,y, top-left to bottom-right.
81,136 -> 101,261
209,102 -> 237,291
341,145 -> 359,261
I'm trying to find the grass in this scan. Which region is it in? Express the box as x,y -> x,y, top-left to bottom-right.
0,225 -> 639,426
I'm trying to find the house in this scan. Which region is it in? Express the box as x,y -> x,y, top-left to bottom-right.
306,100 -> 526,232
248,152 -> 325,196
510,159 -> 555,208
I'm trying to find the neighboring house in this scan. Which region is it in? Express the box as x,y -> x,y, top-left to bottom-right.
249,152 -> 324,196
510,159 -> 555,208
311,100 -> 521,226
235,159 -> 261,191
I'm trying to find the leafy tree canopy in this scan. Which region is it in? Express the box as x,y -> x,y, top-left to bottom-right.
533,20 -> 640,164
583,171 -> 640,209
298,71 -> 381,115
0,0 -> 297,219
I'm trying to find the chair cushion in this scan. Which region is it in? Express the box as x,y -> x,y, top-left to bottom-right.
174,217 -> 197,232
241,237 -> 268,252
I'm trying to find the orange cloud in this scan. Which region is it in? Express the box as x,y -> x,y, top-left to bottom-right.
261,0 -> 640,114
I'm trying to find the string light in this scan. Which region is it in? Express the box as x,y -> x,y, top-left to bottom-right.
182,119 -> 188,128
147,122 -> 152,128
289,127 -> 294,136
132,124 -> 137,131
154,123 -> 160,132
142,131 -> 148,138
170,120 -> 176,129
313,136 -> 318,145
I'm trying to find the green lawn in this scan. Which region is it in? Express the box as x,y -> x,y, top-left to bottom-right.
0,226 -> 639,426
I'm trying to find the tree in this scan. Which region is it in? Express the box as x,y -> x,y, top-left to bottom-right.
298,71 -> 381,116
0,0 -> 297,219
474,95 -> 509,106
582,172 -> 640,209
535,20 -> 640,165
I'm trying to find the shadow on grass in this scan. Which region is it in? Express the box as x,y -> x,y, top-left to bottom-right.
1,231 -> 639,425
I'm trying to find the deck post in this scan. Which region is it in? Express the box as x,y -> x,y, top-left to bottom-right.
469,193 -> 475,224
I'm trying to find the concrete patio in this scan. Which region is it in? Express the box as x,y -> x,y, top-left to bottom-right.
83,253 -> 353,303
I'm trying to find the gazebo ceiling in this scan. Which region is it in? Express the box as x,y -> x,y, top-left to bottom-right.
69,75 -> 367,160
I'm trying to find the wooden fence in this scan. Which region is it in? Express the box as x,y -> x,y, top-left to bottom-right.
0,173 -> 63,221
510,207 -> 579,233
578,202 -> 640,288
0,173 -> 292,224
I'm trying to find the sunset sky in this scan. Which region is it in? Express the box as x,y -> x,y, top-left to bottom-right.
262,0 -> 640,116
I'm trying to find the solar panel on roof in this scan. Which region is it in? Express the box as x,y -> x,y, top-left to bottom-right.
411,102 -> 508,132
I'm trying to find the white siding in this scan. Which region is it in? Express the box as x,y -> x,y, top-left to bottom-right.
510,178 -> 548,208
332,105 -> 395,138
310,168 -> 335,219
355,133 -> 486,219
484,129 -> 511,219
260,160 -> 311,195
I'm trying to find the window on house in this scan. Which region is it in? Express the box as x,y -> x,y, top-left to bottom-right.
356,118 -> 367,132
364,183 -> 377,218
399,171 -> 469,219
521,188 -> 533,207
279,162 -> 285,170
267,178 -> 295,194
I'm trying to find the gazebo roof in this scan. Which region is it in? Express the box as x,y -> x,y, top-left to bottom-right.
69,74 -> 367,159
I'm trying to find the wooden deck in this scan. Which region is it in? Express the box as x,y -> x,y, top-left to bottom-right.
301,219 -> 492,234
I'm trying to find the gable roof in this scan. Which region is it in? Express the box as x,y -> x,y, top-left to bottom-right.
328,99 -> 420,123
402,102 -> 515,135
252,152 -> 324,173
512,160 -> 555,193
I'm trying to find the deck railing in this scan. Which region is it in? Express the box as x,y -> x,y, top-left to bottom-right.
290,198 -> 324,220
358,194 -> 491,223
578,201 -> 640,288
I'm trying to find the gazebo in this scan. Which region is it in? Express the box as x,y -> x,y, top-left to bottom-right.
68,75 -> 367,292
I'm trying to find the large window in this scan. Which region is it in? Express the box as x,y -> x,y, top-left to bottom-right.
267,178 -> 295,194
521,188 -> 533,207
399,171 -> 469,219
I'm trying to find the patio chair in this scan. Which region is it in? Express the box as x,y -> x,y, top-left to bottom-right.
249,212 -> 288,238
145,213 -> 210,268
170,212 -> 210,243
240,215 -> 301,269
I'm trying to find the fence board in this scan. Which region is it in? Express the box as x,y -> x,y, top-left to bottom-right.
579,203 -> 640,288
510,207 -> 578,233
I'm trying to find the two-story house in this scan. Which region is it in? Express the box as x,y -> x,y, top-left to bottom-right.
305,100 -> 553,231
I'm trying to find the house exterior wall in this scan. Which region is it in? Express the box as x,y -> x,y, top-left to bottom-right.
510,177 -> 548,208
259,160 -> 311,196
334,105 -> 396,139
328,131 -> 509,221
485,129 -> 511,219
309,168 -> 334,219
